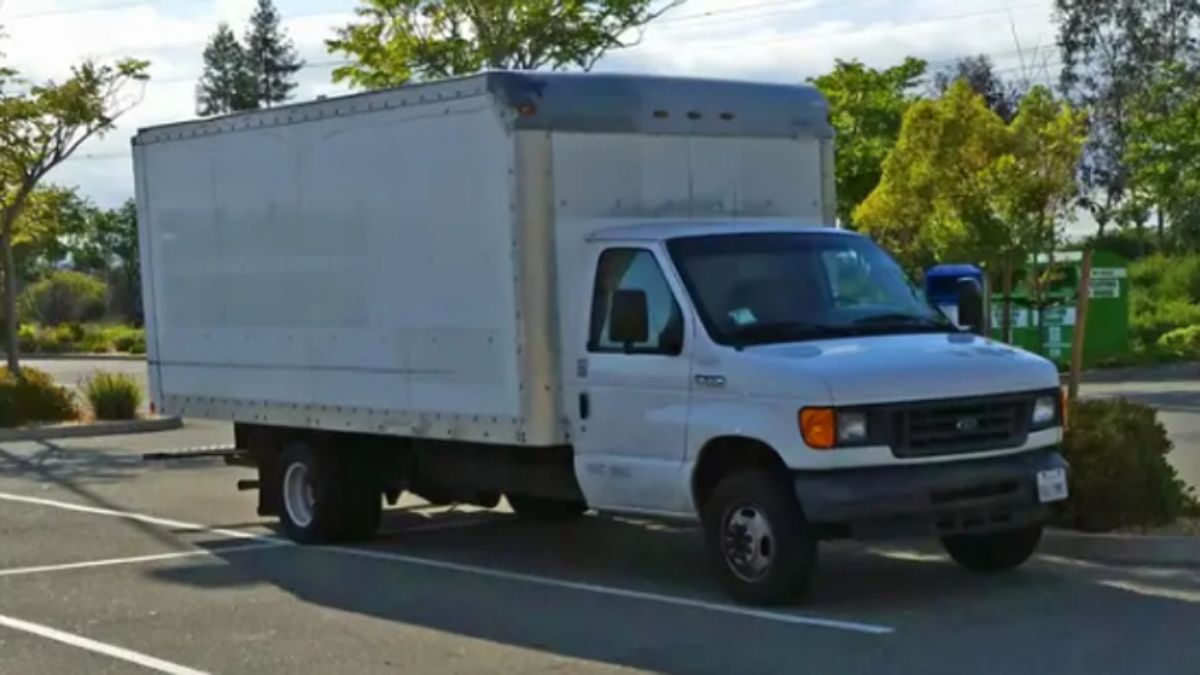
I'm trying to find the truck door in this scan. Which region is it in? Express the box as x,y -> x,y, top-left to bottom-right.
572,246 -> 692,514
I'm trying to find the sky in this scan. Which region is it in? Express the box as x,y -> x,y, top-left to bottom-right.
0,0 -> 1067,215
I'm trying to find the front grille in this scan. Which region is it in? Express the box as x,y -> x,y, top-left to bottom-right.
888,394 -> 1031,458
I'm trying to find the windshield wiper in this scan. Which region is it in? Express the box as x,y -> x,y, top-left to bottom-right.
852,313 -> 957,332
726,321 -> 850,348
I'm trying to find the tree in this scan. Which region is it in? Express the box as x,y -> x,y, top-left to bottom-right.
933,54 -> 1021,123
1126,62 -> 1200,249
854,83 -> 1085,343
854,81 -> 1009,272
1054,0 -> 1200,234
327,0 -> 679,89
82,200 -> 142,325
8,186 -> 90,283
984,86 -> 1087,341
245,0 -> 304,107
196,23 -> 257,116
0,58 -> 149,373
809,57 -> 927,228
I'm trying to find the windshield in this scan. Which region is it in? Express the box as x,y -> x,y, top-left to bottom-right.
666,232 -> 955,347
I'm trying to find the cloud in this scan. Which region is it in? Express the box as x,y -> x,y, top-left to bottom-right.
2,0 -> 1062,208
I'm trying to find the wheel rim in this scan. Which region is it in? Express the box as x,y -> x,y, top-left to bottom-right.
283,462 -> 316,528
722,503 -> 775,582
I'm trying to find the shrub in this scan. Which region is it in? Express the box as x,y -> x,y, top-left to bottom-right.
16,325 -> 37,353
78,325 -> 113,354
82,372 -> 143,421
0,367 -> 78,428
1061,398 -> 1199,532
18,271 -> 107,326
1157,325 -> 1200,358
109,327 -> 145,354
1130,297 -> 1200,348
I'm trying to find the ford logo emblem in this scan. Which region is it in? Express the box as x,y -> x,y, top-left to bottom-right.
956,417 -> 980,432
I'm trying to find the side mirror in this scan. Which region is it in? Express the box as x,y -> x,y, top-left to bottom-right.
609,289 -> 649,347
956,278 -> 985,336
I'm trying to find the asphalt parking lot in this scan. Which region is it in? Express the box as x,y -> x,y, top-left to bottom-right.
0,421 -> 1198,674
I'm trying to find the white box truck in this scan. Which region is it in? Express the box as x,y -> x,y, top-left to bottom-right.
133,72 -> 1068,606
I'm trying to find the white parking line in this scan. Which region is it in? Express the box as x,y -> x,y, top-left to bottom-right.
0,490 -> 896,636
0,491 -> 270,541
0,542 -> 286,578
0,613 -> 209,675
327,545 -> 895,634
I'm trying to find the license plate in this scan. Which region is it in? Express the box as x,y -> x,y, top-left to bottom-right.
1037,468 -> 1069,503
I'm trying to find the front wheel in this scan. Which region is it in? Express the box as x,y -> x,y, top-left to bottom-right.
941,523 -> 1043,572
702,470 -> 817,606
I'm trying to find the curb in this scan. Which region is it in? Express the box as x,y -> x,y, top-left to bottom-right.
16,354 -> 146,363
0,417 -> 183,442
1075,361 -> 1200,385
1042,528 -> 1200,567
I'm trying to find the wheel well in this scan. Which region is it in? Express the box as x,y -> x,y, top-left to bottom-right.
691,436 -> 788,511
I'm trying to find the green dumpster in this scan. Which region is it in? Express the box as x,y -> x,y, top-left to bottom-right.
990,250 -> 1129,366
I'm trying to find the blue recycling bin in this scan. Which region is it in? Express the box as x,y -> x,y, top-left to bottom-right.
925,264 -> 984,326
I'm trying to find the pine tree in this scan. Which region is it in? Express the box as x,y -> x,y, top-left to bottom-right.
196,23 -> 257,116
245,0 -> 303,108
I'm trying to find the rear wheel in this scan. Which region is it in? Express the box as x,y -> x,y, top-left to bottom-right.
702,470 -> 817,606
506,494 -> 587,520
276,443 -> 381,544
941,523 -> 1043,572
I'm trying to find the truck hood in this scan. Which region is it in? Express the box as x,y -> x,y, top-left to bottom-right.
747,332 -> 1058,406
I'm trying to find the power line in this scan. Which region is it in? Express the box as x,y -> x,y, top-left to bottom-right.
3,0 -> 347,21
4,0 -> 206,20
633,1 -> 1054,52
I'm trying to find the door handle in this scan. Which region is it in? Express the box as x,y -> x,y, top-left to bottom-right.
579,392 -> 590,420
694,374 -> 726,388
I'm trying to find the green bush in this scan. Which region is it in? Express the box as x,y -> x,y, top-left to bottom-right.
1061,398 -> 1199,532
1130,253 -> 1200,301
1127,254 -> 1200,349
0,367 -> 78,428
82,372 -> 143,421
1130,297 -> 1200,347
13,323 -> 147,355
1157,325 -> 1200,357
78,326 -> 113,354
109,326 -> 145,354
16,325 -> 37,353
18,271 -> 107,326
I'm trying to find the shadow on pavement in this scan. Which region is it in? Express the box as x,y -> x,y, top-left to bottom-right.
145,508 -> 1200,675
0,441 -> 223,549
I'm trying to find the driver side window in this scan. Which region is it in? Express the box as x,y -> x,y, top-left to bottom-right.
589,248 -> 684,355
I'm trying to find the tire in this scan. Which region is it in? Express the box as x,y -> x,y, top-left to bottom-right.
275,443 -> 382,544
702,470 -> 817,606
506,494 -> 587,520
941,523 -> 1043,572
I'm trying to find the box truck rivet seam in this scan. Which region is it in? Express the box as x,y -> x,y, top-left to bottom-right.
135,71 -> 1066,607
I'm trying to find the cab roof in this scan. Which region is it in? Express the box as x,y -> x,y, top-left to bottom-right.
587,221 -> 857,243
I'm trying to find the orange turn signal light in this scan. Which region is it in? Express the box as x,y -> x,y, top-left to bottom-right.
800,408 -> 836,450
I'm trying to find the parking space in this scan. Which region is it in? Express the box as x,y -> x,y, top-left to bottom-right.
3,424 -> 1200,674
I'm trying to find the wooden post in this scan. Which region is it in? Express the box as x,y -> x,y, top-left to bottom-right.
1068,249 -> 1094,402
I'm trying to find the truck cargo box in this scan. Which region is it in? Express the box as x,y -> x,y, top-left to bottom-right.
133,71 -> 835,447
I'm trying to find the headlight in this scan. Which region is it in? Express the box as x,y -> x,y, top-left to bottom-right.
837,411 -> 868,444
1032,395 -> 1058,427
799,408 -> 869,449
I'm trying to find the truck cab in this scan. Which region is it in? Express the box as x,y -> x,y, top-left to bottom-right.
570,222 -> 1066,604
